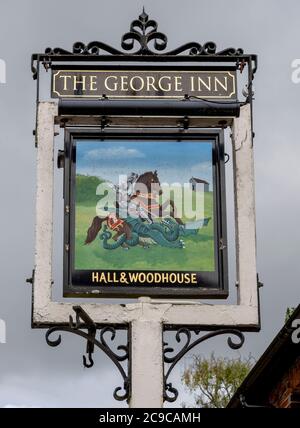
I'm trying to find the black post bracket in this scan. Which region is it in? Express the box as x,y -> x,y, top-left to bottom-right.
45,306 -> 131,402
163,327 -> 245,403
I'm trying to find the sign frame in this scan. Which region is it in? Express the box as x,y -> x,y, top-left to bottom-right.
32,101 -> 259,331
63,128 -> 228,299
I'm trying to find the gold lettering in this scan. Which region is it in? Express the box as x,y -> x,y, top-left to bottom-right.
190,76 -> 195,92
129,76 -> 144,92
120,76 -> 128,91
176,274 -> 184,284
154,273 -> 161,283
146,76 -> 158,92
169,273 -> 176,283
89,75 -> 98,91
138,272 -> 146,283
59,75 -> 72,91
92,270 -> 199,285
92,272 -> 99,282
184,273 -> 190,284
158,76 -> 171,92
214,76 -> 228,92
161,272 -> 168,282
99,272 -> 107,283
174,76 -> 182,92
129,272 -> 139,282
104,76 -> 118,91
147,272 -> 154,282
198,76 -> 211,91
73,75 -> 86,91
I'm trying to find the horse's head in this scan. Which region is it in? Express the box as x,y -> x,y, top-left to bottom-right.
134,170 -> 162,197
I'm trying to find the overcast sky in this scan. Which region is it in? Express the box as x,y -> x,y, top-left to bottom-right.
0,0 -> 300,408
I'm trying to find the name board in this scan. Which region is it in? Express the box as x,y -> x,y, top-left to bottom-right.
52,69 -> 236,99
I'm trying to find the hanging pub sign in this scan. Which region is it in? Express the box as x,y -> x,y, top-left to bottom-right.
29,7 -> 254,300
63,130 -> 228,298
52,68 -> 237,100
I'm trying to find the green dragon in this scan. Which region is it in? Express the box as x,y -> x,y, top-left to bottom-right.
99,216 -> 185,250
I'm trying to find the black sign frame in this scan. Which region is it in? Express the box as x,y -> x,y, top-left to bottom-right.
63,128 -> 228,299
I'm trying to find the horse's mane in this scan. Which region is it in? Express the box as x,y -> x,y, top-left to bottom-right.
134,170 -> 159,194
135,170 -> 158,184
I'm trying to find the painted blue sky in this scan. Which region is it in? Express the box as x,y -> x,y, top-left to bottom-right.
76,140 -> 213,186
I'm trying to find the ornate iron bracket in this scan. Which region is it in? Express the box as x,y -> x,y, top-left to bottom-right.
163,327 -> 245,403
45,306 -> 130,402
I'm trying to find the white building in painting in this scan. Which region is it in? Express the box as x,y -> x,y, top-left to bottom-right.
189,177 -> 209,192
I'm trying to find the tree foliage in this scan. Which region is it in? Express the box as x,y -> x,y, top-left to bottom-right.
182,353 -> 253,408
285,307 -> 295,322
76,174 -> 104,205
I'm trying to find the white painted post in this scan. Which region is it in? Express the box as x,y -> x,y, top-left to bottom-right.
130,319 -> 163,408
232,104 -> 258,308
34,101 -> 58,316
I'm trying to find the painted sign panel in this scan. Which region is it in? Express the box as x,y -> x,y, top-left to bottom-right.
52,69 -> 236,99
64,132 -> 227,298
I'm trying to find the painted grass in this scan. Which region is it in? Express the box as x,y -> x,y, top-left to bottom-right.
74,191 -> 215,272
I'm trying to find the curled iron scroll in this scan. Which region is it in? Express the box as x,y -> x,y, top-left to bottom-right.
45,307 -> 130,402
163,328 -> 245,403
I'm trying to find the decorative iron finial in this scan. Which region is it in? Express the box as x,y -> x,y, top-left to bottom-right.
140,6 -> 147,22
121,8 -> 168,54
